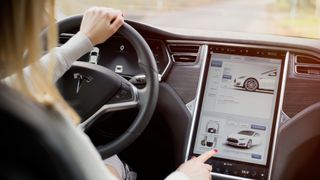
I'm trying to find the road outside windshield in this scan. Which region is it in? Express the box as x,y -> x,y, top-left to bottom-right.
57,0 -> 320,39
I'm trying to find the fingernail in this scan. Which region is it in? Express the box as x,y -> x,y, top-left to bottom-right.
191,156 -> 196,159
214,149 -> 218,153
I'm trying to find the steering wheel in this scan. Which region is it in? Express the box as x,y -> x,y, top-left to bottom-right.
54,15 -> 159,159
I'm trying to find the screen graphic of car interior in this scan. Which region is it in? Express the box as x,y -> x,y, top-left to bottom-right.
189,51 -> 284,179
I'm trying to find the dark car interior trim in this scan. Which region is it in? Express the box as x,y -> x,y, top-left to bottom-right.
272,102 -> 320,180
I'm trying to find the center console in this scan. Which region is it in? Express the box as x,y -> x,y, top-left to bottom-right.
185,45 -> 288,180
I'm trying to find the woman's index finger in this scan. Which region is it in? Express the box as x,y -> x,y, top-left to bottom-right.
196,149 -> 217,163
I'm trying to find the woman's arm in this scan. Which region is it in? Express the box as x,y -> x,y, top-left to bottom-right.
42,31 -> 93,82
2,7 -> 124,85
42,7 -> 124,82
1,32 -> 93,85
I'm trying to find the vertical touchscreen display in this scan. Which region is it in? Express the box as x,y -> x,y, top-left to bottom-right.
193,53 -> 282,166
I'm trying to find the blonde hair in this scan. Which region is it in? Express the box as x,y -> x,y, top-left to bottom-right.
0,0 -> 80,124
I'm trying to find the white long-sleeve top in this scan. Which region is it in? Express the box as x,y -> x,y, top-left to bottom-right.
2,31 -> 93,84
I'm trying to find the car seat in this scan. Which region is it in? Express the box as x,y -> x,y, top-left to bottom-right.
0,84 -> 103,180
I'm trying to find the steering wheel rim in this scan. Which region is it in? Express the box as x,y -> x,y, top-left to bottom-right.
54,15 -> 159,159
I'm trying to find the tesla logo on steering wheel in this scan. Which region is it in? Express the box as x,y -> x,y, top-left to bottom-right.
73,73 -> 93,94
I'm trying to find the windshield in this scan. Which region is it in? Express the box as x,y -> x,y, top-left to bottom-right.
56,0 -> 320,39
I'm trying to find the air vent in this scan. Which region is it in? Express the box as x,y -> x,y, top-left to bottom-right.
296,66 -> 320,75
296,55 -> 320,64
295,55 -> 320,77
168,44 -> 200,53
59,33 -> 74,44
173,55 -> 197,63
168,44 -> 200,64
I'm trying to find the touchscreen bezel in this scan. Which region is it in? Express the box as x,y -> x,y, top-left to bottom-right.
185,45 -> 289,180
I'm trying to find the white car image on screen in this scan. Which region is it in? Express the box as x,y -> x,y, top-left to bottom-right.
233,69 -> 277,91
226,130 -> 262,149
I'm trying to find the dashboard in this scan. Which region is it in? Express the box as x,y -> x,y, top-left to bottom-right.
59,27 -> 320,119
58,20 -> 320,180
60,34 -> 171,82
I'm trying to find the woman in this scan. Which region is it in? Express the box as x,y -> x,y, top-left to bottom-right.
0,0 -> 216,180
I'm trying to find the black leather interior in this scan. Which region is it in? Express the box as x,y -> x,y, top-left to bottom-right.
116,82 -> 192,180
272,102 -> 320,180
157,83 -> 192,166
0,85 -> 85,180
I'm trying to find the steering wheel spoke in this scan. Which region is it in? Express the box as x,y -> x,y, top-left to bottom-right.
79,81 -> 139,131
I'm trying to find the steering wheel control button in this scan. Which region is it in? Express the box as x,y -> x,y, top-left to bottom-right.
108,83 -> 133,104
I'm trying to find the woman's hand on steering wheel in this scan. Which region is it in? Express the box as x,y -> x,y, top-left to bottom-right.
80,7 -> 124,46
